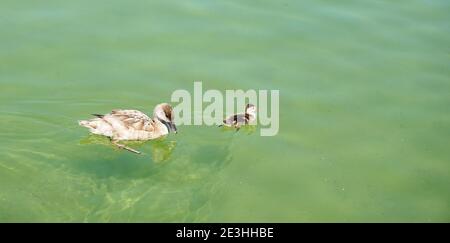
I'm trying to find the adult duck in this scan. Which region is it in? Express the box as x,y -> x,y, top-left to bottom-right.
78,103 -> 177,154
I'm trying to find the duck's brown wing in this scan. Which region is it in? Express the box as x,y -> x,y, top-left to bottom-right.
106,109 -> 155,132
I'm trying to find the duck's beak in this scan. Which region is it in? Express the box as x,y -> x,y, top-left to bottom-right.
170,122 -> 177,134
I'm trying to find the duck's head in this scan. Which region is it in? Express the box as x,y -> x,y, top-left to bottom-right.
154,103 -> 177,134
246,104 -> 256,117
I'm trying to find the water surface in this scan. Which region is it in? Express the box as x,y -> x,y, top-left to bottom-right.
0,0 -> 449,222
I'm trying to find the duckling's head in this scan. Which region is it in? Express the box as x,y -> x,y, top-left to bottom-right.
154,103 -> 177,134
246,104 -> 256,117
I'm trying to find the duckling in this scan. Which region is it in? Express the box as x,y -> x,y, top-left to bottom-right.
78,103 -> 177,154
221,104 -> 257,130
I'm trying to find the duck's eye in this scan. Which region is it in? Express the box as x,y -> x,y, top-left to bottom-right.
165,111 -> 172,120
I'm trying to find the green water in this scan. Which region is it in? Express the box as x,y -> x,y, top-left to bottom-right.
1,0 -> 449,222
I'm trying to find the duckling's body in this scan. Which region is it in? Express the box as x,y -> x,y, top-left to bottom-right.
78,103 -> 177,153
222,104 -> 256,129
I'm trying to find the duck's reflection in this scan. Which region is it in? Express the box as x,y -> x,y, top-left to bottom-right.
79,135 -> 176,163
148,139 -> 176,163
75,129 -> 235,221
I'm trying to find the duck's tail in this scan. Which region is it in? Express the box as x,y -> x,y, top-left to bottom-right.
78,120 -> 98,132
78,120 -> 90,127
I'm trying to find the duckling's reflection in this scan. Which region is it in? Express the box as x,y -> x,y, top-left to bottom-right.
220,124 -> 257,135
79,135 -> 176,163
